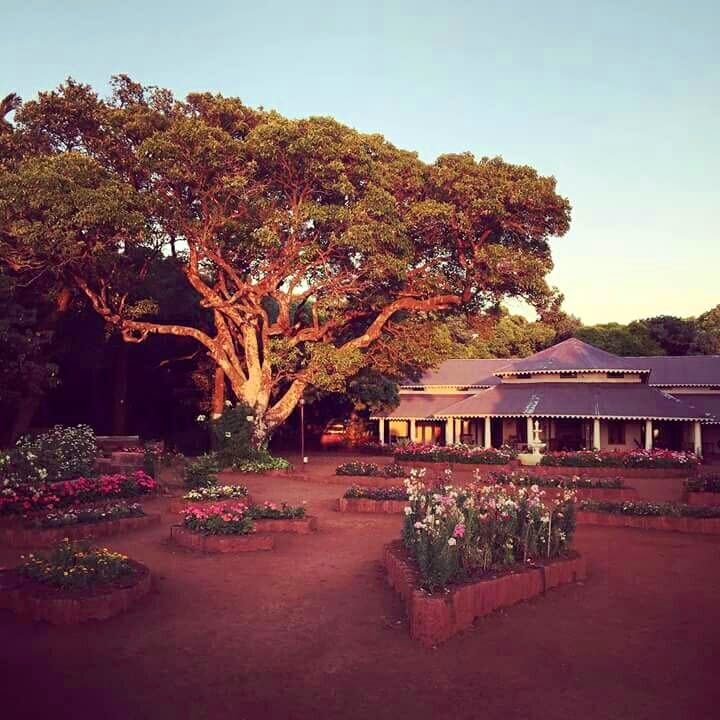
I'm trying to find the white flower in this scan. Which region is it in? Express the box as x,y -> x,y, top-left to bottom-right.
196,414 -> 206,422
448,537 -> 457,546
404,506 -> 412,515
225,400 -> 232,407
225,432 -> 232,438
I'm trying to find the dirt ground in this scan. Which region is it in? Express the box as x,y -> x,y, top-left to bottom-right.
1,461 -> 719,720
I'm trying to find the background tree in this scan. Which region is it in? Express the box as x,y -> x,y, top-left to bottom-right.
693,305 -> 720,355
573,322 -> 665,355
629,315 -> 697,355
0,77 -> 571,444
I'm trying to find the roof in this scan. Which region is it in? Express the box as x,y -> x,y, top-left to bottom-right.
433,383 -> 709,421
371,394 -> 472,420
404,359 -> 512,387
495,338 -> 648,376
679,394 -> 720,423
624,356 -> 720,387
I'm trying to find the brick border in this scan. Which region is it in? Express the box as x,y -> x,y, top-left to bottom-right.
577,511 -> 720,534
0,514 -> 162,548
169,526 -> 274,553
337,498 -> 408,514
0,560 -> 151,624
685,493 -> 720,507
252,516 -> 317,534
384,541 -> 587,646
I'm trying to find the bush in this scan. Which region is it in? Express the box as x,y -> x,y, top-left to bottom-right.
182,485 -> 249,502
184,453 -> 221,489
394,443 -> 515,465
540,449 -> 698,469
685,475 -> 720,493
34,502 -> 145,529
343,485 -> 407,501
249,501 -> 306,520
402,470 -> 576,592
486,471 -> 624,489
20,539 -> 134,589
233,451 -> 291,474
580,500 -> 720,518
182,501 -> 254,535
210,402 -> 254,467
1,424 -> 97,486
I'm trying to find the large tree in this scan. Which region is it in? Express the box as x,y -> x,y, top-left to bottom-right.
0,77 -> 571,443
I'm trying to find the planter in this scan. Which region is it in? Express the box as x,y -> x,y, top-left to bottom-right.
577,511 -> 720,535
685,493 -> 720,507
385,541 -> 586,646
252,516 -> 317,534
169,526 -> 274,553
0,514 -> 161,548
337,498 -> 408,514
0,560 -> 151,624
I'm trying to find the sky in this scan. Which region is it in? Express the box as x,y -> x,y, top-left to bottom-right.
4,0 -> 719,324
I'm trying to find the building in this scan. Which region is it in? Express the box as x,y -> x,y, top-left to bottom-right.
371,338 -> 720,457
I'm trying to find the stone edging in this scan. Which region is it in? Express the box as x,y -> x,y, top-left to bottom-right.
685,493 -> 720,507
0,514 -> 162,548
0,561 -> 151,624
337,498 -> 408,514
169,526 -> 274,553
384,541 -> 587,646
577,511 -> 720,534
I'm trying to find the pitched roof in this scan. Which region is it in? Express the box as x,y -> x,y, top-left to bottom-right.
434,383 -> 708,420
405,359 -> 512,387
624,356 -> 720,387
678,394 -> 720,423
495,338 -> 648,376
371,394 -> 472,419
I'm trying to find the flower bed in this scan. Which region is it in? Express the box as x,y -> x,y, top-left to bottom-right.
336,462 -> 406,478
684,476 -> 720,506
394,444 -> 515,465
385,541 -> 586,646
0,540 -> 151,624
577,500 -> 720,534
0,508 -> 161,548
338,485 -> 409,513
401,470 -> 577,592
482,472 -> 639,502
539,449 -> 699,469
168,485 -> 251,513
169,526 -> 274,553
0,471 -> 159,516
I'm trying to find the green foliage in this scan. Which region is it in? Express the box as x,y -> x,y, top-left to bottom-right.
574,323 -> 664,356
210,402 -> 254,467
581,500 -> 720,518
184,453 -> 221,489
335,462 -> 380,476
249,501 -> 306,520
34,502 -> 144,528
693,305 -> 720,354
343,485 -> 407,500
182,485 -> 249,501
20,540 -> 134,589
233,451 -> 292,473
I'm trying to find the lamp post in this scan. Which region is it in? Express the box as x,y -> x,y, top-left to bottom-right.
299,397 -> 306,464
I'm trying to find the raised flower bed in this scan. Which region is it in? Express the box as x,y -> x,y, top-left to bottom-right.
483,471 -> 639,502
0,471 -> 159,517
0,540 -> 151,624
394,443 -> 515,466
335,462 -> 406,478
168,484 -> 251,513
386,470 -> 584,645
684,476 -> 720,507
578,500 -> 720,534
337,485 -> 408,513
538,449 -> 698,476
0,502 -> 161,548
249,501 -> 317,534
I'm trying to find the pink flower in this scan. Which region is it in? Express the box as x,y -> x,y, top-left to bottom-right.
453,523 -> 465,538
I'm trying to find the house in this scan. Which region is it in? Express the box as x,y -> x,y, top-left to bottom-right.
370,338 -> 720,457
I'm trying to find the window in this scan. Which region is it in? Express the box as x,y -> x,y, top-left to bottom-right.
607,421 -> 626,445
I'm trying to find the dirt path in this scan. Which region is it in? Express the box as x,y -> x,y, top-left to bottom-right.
1,472 -> 719,720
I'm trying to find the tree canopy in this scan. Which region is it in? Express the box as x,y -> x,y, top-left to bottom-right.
0,77 -> 571,439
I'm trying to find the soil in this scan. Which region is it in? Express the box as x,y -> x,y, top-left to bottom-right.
1,461 -> 719,720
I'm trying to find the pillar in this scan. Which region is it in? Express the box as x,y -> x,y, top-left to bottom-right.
409,419 -> 416,443
484,416 -> 492,449
526,416 -> 533,447
445,418 -> 453,446
645,419 -> 653,450
378,419 -> 385,446
694,421 -> 703,457
593,418 -> 601,451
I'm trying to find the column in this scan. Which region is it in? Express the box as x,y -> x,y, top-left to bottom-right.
693,421 -> 703,457
644,419 -> 653,450
378,419 -> 385,446
484,416 -> 492,449
526,416 -> 533,447
409,419 -> 416,443
445,418 -> 453,446
593,418 -> 601,451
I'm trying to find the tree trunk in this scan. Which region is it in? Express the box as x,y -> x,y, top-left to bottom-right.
111,338 -> 129,435
211,365 -> 225,419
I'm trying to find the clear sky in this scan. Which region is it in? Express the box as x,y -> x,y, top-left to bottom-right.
4,0 -> 719,324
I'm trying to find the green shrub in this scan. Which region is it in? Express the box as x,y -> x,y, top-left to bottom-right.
210,402 -> 254,467
580,500 -> 720,518
184,453 -> 221,489
233,451 -> 291,473
343,485 -> 407,501
335,462 -> 380,476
